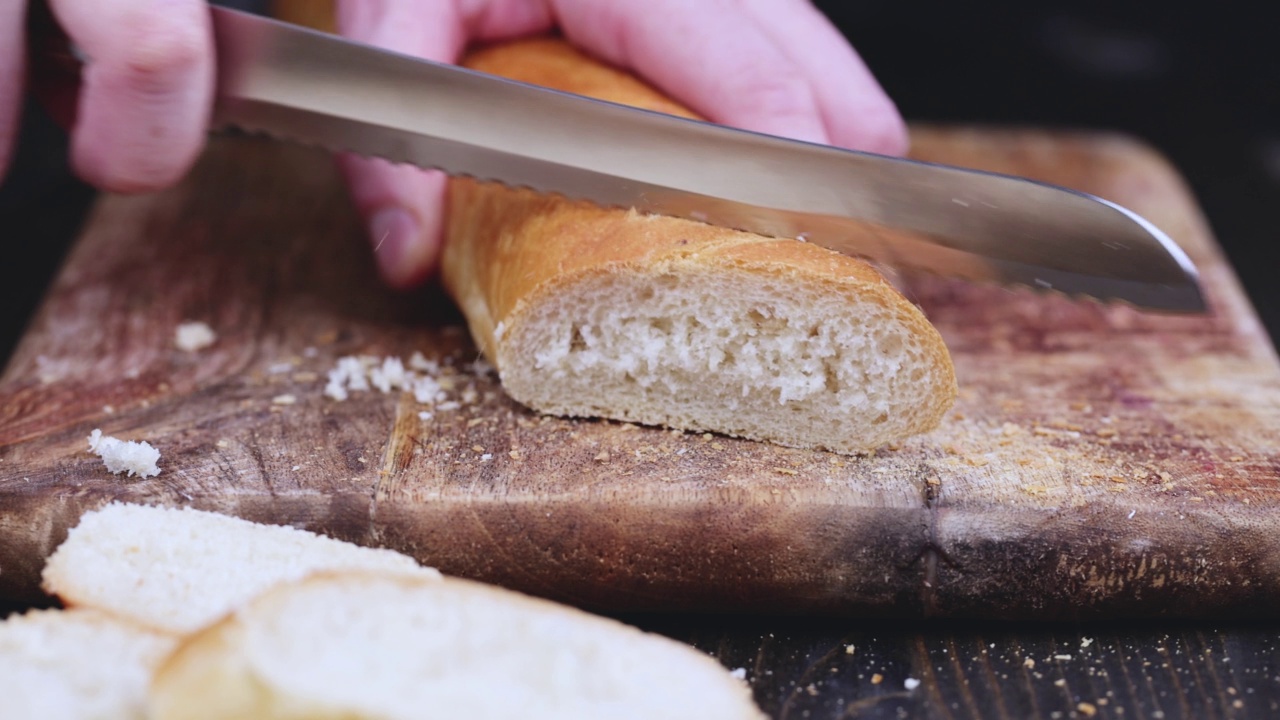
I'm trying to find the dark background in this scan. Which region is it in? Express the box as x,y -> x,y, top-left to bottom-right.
818,0 -> 1280,342
3,0 -> 1279,366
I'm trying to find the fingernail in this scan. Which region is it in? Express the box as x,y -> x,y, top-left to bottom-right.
368,207 -> 419,288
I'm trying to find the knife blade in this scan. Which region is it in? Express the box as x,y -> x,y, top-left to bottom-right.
31,4 -> 1207,313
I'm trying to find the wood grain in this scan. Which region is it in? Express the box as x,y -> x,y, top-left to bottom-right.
0,126 -> 1277,619
653,614 -> 1280,720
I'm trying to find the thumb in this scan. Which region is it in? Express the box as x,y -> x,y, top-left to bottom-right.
333,0 -> 466,288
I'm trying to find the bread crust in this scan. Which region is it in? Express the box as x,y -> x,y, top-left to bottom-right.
442,39 -> 956,452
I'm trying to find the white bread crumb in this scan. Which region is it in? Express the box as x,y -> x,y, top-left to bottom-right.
174,321 -> 216,352
322,352 -> 489,415
87,429 -> 160,478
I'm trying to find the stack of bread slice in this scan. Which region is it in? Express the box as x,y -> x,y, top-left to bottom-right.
0,503 -> 763,719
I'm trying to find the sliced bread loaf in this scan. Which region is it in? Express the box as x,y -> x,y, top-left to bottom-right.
0,608 -> 175,720
41,502 -> 439,635
149,571 -> 764,720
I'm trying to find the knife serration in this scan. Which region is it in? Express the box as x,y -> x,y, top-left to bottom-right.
209,7 -> 1205,313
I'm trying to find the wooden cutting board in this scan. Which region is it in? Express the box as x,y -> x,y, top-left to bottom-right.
2,127 -> 1278,620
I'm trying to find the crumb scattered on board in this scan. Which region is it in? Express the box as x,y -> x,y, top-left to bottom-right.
174,321 -> 217,352
87,429 -> 161,478
322,352 -> 493,417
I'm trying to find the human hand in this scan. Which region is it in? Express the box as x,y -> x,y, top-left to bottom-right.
335,0 -> 908,289
0,0 -> 214,192
0,1 -> 905,291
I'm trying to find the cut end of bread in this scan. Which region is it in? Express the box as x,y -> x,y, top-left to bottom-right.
41,502 -> 439,635
150,571 -> 764,720
497,252 -> 956,454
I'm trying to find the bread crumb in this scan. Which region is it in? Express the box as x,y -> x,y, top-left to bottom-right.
904,678 -> 920,690
215,440 -> 230,449
271,394 -> 297,405
870,673 -> 883,685
175,321 -> 216,352
1054,654 -> 1072,661
774,467 -> 798,476
845,644 -> 856,655
87,429 -> 161,478
471,445 -> 485,453
1077,702 -> 1097,717
594,451 -> 610,462
1023,658 -> 1035,669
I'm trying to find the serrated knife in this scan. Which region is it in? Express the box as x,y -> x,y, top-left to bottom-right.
31,5 -> 1206,313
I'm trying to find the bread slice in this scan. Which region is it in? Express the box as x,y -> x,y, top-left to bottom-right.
0,608 -> 175,720
149,571 -> 764,720
41,502 -> 439,635
443,39 -> 956,454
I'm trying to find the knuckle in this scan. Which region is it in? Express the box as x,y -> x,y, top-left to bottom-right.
734,68 -> 820,121
115,15 -> 208,94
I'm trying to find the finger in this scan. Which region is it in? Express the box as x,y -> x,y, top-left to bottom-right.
336,154 -> 448,289
0,0 -> 24,180
49,0 -> 214,192
736,0 -> 908,155
553,0 -> 831,145
334,0 -> 473,287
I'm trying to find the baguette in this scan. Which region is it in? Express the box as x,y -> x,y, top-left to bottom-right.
149,571 -> 764,720
41,502 -> 439,635
443,39 -> 956,454
0,608 -> 175,720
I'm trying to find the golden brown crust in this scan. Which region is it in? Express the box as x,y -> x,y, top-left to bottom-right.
441,38 -> 956,448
